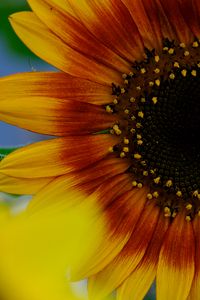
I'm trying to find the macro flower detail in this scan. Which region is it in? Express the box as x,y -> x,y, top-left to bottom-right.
0,0 -> 200,299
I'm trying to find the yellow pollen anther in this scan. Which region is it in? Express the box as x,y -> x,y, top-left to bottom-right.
113,124 -> 122,135
166,179 -> 173,187
198,63 -> 200,68
191,70 -> 197,77
136,86 -> 141,91
141,97 -> 146,103
137,140 -> 143,145
198,194 -> 200,200
143,171 -> 148,176
123,147 -> 129,153
153,191 -> 159,198
186,204 -> 192,210
155,79 -> 160,86
141,160 -> 146,166
168,48 -> 174,54
147,193 -> 153,200
150,169 -> 155,174
136,123 -> 142,128
169,73 -> 175,80
130,128 -> 136,133
181,69 -> 187,77
129,71 -> 134,77
120,152 -> 125,158
106,105 -> 113,113
193,190 -> 198,197
163,46 -> 169,51
113,98 -> 118,104
137,183 -> 143,188
130,97 -> 135,103
137,134 -> 142,140
176,190 -> 182,197
193,41 -> 199,47
134,153 -> 142,160
122,73 -> 127,79
174,62 -> 180,68
149,81 -> 154,87
154,55 -> 160,62
121,88 -> 126,94
140,68 -> 146,74
154,68 -> 160,74
184,50 -> 190,56
152,96 -> 158,104
123,138 -> 129,145
138,111 -> 144,118
124,79 -> 129,85
164,207 -> 171,214
154,177 -> 161,184
132,180 -> 137,187
131,115 -> 136,121
180,42 -> 186,48
124,109 -> 129,114
185,215 -> 191,222
172,211 -> 177,218
198,211 -> 200,217
108,146 -> 114,153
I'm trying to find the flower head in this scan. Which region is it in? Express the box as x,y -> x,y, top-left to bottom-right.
1,0 -> 200,299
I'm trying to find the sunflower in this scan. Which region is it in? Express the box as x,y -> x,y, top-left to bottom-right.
0,0 -> 200,299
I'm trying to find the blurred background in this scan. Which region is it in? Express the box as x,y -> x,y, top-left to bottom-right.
0,1 -> 155,299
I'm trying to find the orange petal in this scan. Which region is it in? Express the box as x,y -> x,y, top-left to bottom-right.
179,0 -> 200,39
157,213 -> 195,300
9,12 -> 122,85
88,202 -> 159,299
74,186 -> 148,281
186,217 -> 200,300
28,0 -> 131,74
0,95 -> 116,136
117,213 -> 169,300
67,0 -> 144,62
0,173 -> 53,195
157,0 -> 193,44
122,0 -> 163,50
0,72 -> 113,105
28,158 -> 130,211
0,135 -> 117,178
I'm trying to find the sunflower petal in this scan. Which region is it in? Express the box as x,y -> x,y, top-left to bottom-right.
157,213 -> 195,300
0,173 -> 53,195
0,95 -> 116,136
9,12 -> 122,85
28,0 -> 131,74
67,0 -> 144,62
179,0 -> 200,39
0,72 -> 112,105
117,213 -> 169,300
88,202 -> 159,300
186,217 -> 200,300
0,135 -> 117,178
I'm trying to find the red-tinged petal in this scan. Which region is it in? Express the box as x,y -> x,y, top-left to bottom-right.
0,135 -> 117,178
28,158 -> 131,211
0,72 -> 113,105
122,0 -> 163,50
157,213 -> 195,300
73,186 -> 148,281
88,202 -> 160,300
157,0 -> 193,44
0,173 -> 53,195
67,0 -> 144,62
0,96 -> 116,136
117,213 -> 169,300
28,0 -> 131,75
186,217 -> 200,300
180,0 -> 200,39
9,12 -> 122,85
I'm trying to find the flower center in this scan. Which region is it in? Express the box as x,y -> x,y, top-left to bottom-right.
106,39 -> 200,220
